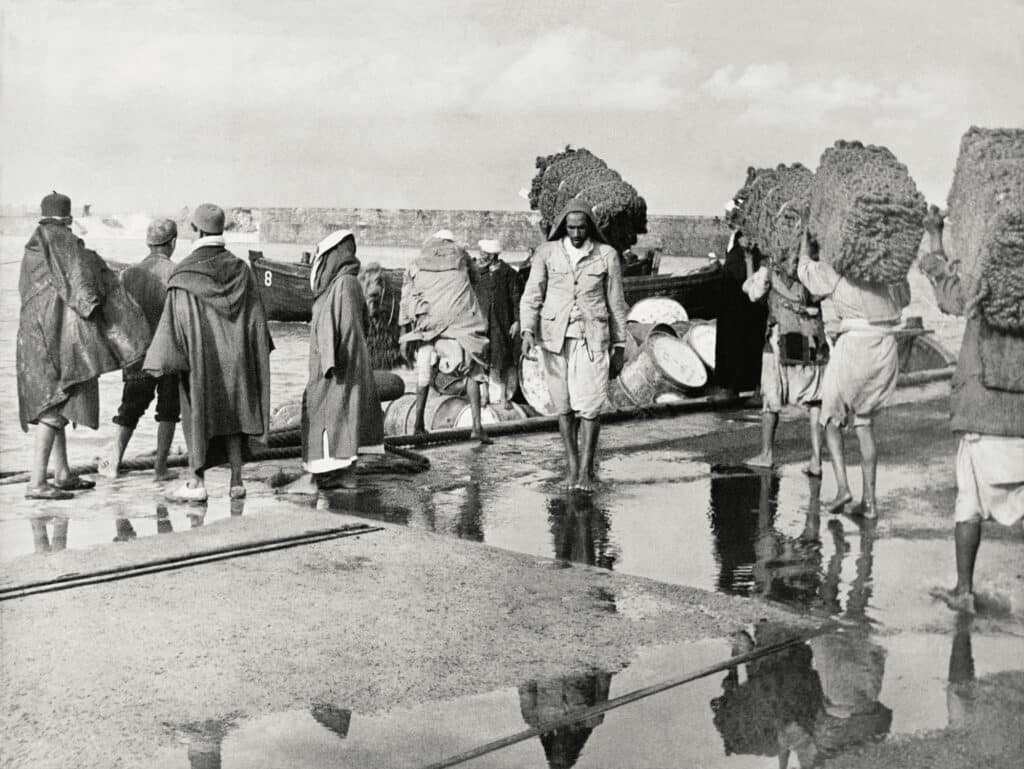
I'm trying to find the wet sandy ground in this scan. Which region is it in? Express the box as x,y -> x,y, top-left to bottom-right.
1,387 -> 1022,768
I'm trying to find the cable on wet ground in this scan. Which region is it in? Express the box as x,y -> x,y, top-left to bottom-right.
418,620 -> 840,769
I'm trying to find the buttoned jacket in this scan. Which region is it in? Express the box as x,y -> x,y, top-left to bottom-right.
519,239 -> 628,354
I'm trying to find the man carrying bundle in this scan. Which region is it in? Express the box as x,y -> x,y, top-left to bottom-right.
520,199 -> 628,492
797,231 -> 910,518
742,232 -> 829,475
143,203 -> 274,502
920,206 -> 1024,614
399,232 -> 491,442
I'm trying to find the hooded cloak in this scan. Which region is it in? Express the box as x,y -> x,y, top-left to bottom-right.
143,244 -> 273,472
17,220 -> 150,430
302,234 -> 384,471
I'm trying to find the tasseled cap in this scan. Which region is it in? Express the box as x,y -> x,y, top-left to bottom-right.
41,191 -> 72,218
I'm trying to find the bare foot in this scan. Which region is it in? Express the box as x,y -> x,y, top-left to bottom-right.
153,469 -> 179,482
850,500 -> 878,519
413,424 -> 428,436
471,430 -> 493,445
742,451 -> 774,469
574,473 -> 595,494
562,470 -> 577,489
824,491 -> 853,515
97,454 -> 119,480
932,587 -> 976,615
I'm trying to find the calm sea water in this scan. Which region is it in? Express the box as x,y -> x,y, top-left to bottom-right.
0,232 -> 963,474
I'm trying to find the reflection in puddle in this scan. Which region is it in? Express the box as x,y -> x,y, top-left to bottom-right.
156,620 -> 1024,769
1,498 -> 249,561
318,455 -> 911,624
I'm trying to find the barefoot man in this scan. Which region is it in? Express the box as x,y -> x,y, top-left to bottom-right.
920,206 -> 1024,614
100,218 -> 181,481
796,230 -> 910,518
520,199 -> 627,492
399,232 -> 491,442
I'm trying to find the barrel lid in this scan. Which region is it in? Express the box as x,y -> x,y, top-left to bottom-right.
627,297 -> 689,325
647,334 -> 708,388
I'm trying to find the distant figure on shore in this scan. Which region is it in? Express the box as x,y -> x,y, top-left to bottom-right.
144,203 -> 274,502
797,230 -> 910,519
281,230 -> 384,494
17,191 -> 150,500
473,238 -> 521,408
742,226 -> 829,475
712,222 -> 769,402
399,232 -> 491,442
99,218 -> 181,481
520,199 -> 628,492
920,206 -> 1024,615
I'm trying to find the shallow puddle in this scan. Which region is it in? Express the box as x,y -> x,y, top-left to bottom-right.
316,449 -> 1014,628
153,620 -> 1024,769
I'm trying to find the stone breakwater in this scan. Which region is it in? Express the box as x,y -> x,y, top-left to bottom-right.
2,207 -> 731,259
259,207 -> 731,259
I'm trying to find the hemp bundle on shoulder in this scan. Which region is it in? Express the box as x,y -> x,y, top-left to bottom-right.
730,163 -> 813,265
808,140 -> 926,284
946,126 -> 1024,331
530,147 -> 648,253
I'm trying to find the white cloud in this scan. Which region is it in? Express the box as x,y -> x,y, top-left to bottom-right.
701,62 -> 938,125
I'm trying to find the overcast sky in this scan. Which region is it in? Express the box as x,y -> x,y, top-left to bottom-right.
2,0 -> 1022,215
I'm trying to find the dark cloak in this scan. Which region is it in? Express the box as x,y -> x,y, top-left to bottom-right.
714,235 -> 768,393
143,245 -> 274,472
302,237 -> 384,466
473,259 -> 521,371
17,220 -> 150,430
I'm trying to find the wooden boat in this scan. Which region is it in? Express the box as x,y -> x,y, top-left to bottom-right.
248,250 -> 724,323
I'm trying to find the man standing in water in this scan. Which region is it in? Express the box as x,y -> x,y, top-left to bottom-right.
144,204 -> 273,502
520,199 -> 627,492
920,206 -> 1024,614
17,191 -> 149,499
99,218 -> 181,480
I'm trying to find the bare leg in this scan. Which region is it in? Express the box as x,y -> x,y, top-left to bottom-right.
100,425 -> 134,479
954,520 -> 981,596
154,422 -> 178,481
853,423 -> 878,518
933,521 -> 981,614
743,411 -> 777,468
466,379 -> 492,444
807,405 -> 823,476
412,385 -> 429,434
558,413 -> 579,488
226,434 -> 244,495
577,417 -> 600,493
51,428 -> 72,484
824,421 -> 853,513
30,423 -> 58,489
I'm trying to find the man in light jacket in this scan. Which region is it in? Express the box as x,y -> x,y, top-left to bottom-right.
520,199 -> 628,492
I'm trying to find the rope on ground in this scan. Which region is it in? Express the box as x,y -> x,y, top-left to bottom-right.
0,524 -> 383,601
418,620 -> 841,769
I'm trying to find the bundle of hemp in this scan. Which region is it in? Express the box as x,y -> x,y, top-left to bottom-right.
946,126 -> 1024,313
975,194 -> 1024,333
529,146 -> 648,252
808,140 -> 926,284
730,163 -> 813,264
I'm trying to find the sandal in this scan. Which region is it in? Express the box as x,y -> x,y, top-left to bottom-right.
25,484 -> 74,501
53,476 -> 96,491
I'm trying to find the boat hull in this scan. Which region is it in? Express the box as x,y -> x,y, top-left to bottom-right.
249,252 -> 724,323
